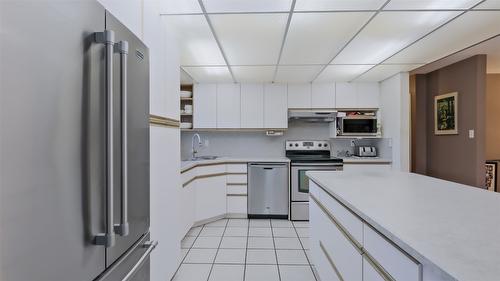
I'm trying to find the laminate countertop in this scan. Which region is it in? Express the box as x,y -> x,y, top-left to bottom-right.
306,171 -> 500,281
181,157 -> 290,173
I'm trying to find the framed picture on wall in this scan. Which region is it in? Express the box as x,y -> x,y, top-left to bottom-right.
486,161 -> 498,192
434,92 -> 458,135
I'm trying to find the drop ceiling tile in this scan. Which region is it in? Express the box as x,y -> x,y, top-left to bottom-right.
182,66 -> 233,82
386,11 -> 500,64
160,0 -> 201,14
332,11 -> 460,64
474,0 -> 500,9
294,0 -> 386,11
232,66 -> 276,82
165,15 -> 226,66
355,64 -> 423,81
210,14 -> 288,65
203,0 -> 292,13
384,0 -> 481,10
315,65 -> 374,82
274,65 -> 323,83
280,12 -> 374,65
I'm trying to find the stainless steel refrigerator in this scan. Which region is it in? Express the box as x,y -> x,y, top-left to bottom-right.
0,1 -> 155,280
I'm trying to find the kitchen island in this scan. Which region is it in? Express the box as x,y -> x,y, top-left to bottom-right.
306,171 -> 500,281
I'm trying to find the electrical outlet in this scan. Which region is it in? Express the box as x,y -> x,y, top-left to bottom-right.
350,140 -> 355,147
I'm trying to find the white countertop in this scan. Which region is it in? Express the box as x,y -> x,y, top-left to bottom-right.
181,157 -> 290,172
306,171 -> 500,281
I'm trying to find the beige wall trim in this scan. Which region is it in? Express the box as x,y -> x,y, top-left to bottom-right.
182,172 -> 247,187
227,183 -> 247,186
226,194 -> 247,197
181,163 -> 248,173
149,115 -> 180,128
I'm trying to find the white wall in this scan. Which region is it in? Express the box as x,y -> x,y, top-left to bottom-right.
380,73 -> 410,171
97,0 -> 181,280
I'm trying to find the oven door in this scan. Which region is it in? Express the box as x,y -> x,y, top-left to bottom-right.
291,164 -> 342,202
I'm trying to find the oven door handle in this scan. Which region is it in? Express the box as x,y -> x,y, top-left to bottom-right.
291,163 -> 343,167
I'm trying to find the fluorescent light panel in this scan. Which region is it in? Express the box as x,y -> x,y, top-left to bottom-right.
315,65 -> 374,82
202,0 -> 292,13
209,14 -> 288,65
294,0 -> 386,11
280,12 -> 374,65
384,0 -> 482,10
332,11 -> 460,64
182,66 -> 234,82
355,64 -> 423,81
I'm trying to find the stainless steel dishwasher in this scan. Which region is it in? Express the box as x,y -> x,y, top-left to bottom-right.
248,163 -> 289,219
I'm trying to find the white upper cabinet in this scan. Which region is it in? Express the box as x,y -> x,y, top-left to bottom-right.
216,83 -> 241,128
194,83 -> 217,128
336,82 -> 357,109
336,82 -> 379,109
312,83 -> 336,108
264,83 -> 288,129
241,83 -> 264,128
287,83 -> 312,109
356,83 -> 380,109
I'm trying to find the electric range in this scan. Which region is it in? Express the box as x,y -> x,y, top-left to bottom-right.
286,140 -> 343,221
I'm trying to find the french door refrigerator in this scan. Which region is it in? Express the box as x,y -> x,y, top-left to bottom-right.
0,1 -> 155,281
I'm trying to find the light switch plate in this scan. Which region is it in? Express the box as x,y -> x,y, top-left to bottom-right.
469,130 -> 475,139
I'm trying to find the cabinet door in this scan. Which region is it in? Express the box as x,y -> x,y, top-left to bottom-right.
181,181 -> 196,236
217,83 -> 241,128
312,83 -> 335,108
287,83 -> 311,109
195,176 -> 226,222
194,84 -> 217,128
356,83 -> 379,109
363,257 -> 385,281
335,82 -> 357,109
241,83 -> 264,128
264,83 -> 288,128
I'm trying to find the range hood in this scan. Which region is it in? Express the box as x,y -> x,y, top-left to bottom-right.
288,109 -> 337,122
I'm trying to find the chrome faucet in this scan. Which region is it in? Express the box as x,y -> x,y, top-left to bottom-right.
191,133 -> 202,160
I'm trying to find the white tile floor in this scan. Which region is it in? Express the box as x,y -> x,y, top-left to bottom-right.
173,218 -> 319,281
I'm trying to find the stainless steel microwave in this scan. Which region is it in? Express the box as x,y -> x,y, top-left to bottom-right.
338,115 -> 378,136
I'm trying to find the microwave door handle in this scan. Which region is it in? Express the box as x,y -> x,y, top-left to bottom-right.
114,41 -> 130,237
94,30 -> 116,248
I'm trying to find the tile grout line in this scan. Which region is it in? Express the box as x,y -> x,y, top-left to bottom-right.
171,225 -> 205,281
292,223 -> 317,281
243,219 -> 250,281
270,220 -> 282,281
206,219 -> 229,281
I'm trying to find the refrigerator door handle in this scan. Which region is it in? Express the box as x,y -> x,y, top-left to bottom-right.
94,30 -> 116,248
121,241 -> 158,281
114,40 -> 129,237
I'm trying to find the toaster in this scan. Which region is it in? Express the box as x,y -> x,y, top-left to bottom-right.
354,146 -> 377,157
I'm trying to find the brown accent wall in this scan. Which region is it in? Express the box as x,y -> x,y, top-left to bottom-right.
413,55 -> 486,187
486,74 -> 500,160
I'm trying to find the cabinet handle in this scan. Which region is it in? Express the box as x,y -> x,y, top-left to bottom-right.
122,241 -> 158,281
319,241 -> 345,281
114,40 -> 129,237
364,252 -> 396,281
94,30 -> 116,248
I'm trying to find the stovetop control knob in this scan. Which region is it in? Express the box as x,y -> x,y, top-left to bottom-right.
324,143 -> 328,147
318,143 -> 322,147
289,143 -> 293,147
295,143 -> 299,147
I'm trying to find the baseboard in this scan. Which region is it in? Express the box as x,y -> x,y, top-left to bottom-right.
225,213 -> 248,219
192,214 -> 226,227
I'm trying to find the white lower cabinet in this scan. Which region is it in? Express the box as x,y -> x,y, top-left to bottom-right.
181,181 -> 196,237
364,225 -> 421,281
363,256 -> 386,281
194,175 -> 226,222
227,196 -> 247,215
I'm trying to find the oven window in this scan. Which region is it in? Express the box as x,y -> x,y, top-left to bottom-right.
298,170 -> 309,193
343,119 -> 377,134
